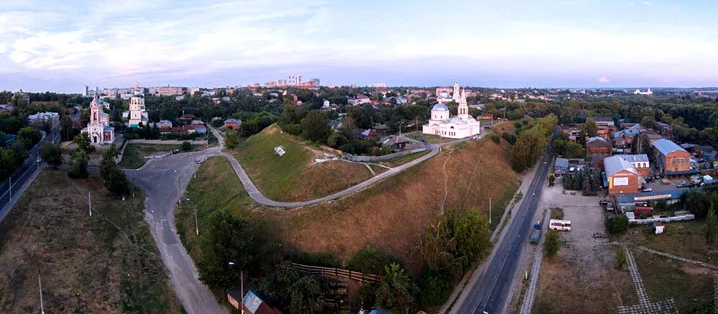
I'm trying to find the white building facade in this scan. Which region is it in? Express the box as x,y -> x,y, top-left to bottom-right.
127,84 -> 148,128
422,85 -> 481,139
82,94 -> 114,145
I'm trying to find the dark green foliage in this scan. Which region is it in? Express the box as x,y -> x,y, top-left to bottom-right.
654,200 -> 669,212
417,269 -> 452,307
606,215 -> 629,235
40,143 -> 62,168
685,189 -> 712,218
17,127 -> 41,150
347,244 -> 405,275
224,129 -> 239,149
68,149 -> 89,179
705,208 -> 717,244
181,141 -> 192,151
197,211 -> 278,289
301,110 -> 331,143
615,247 -> 627,269
259,262 -> 325,314
510,114 -> 557,172
544,230 -> 561,256
563,165 -> 602,194
501,132 -> 516,145
100,144 -> 129,196
488,133 -> 500,144
375,263 -> 417,313
73,133 -> 95,153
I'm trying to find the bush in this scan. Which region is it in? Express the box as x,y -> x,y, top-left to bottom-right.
488,133 -> 500,144
544,230 -> 561,257
605,215 -> 629,235
181,141 -> 192,151
615,247 -> 627,269
40,143 -> 62,169
347,244 -> 404,275
501,132 -> 516,145
417,269 -> 452,307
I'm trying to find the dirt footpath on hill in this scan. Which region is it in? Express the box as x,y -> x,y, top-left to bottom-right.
528,184 -> 637,313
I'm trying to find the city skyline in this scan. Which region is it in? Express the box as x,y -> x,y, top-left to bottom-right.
2,0 -> 718,92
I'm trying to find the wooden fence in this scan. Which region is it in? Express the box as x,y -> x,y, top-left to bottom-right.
289,263 -> 380,283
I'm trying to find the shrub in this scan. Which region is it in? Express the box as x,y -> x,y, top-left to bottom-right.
501,132 -> 516,145
488,133 -> 500,144
615,247 -> 627,269
181,141 -> 192,151
347,244 -> 404,275
417,269 -> 453,307
286,251 -> 341,268
544,230 -> 560,257
605,215 -> 629,235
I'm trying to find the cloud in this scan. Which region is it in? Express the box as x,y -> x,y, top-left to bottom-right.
641,1 -> 651,5
597,76 -> 611,83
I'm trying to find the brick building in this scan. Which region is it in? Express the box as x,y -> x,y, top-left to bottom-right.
605,155 -> 641,195
653,139 -> 691,174
586,136 -> 612,156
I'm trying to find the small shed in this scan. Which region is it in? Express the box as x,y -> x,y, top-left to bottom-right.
654,222 -> 665,234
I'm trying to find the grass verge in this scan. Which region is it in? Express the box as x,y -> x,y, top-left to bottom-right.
378,150 -> 430,167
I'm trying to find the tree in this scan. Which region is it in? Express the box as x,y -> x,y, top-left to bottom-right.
605,215 -> 629,235
181,141 -> 192,151
452,208 -> 492,268
564,141 -> 584,158
641,116 -> 656,129
301,110 -> 330,143
67,149 -> 89,179
706,207 -> 717,245
73,133 -> 95,153
100,145 -> 129,196
544,230 -> 561,256
40,143 -> 62,169
224,129 -> 239,149
259,262 -> 325,314
582,118 -> 598,137
685,189 -> 712,218
375,263 -> 417,314
347,244 -> 404,275
17,127 -> 41,149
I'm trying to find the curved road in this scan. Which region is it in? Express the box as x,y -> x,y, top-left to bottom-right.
127,127 -> 477,313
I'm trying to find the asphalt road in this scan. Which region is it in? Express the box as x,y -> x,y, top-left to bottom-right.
454,129 -> 557,314
126,146 -> 229,314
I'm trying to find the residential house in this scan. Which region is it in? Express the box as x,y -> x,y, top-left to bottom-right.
586,136 -> 612,156
355,129 -> 376,139
613,124 -> 644,148
614,154 -> 651,178
227,290 -> 281,314
605,155 -> 641,195
653,139 -> 692,174
157,120 -> 173,129
381,136 -> 412,151
373,123 -> 390,137
654,122 -> 673,137
591,116 -> 617,138
561,125 -> 582,143
224,119 -> 242,130
645,133 -> 663,146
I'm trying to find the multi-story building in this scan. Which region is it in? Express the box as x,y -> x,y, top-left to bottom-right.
604,156 -> 641,195
586,136 -> 612,156
614,154 -> 650,178
288,75 -> 303,86
27,112 -> 59,127
653,139 -> 691,174
83,85 -> 89,97
309,78 -> 320,86
155,85 -> 185,96
370,83 -> 387,88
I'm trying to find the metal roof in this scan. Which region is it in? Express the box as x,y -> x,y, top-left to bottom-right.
431,103 -> 449,111
615,154 -> 649,163
555,157 -> 569,168
587,136 -> 611,146
604,155 -> 638,177
613,189 -> 688,205
653,139 -> 687,155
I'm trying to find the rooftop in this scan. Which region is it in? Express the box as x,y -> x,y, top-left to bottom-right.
591,116 -> 614,122
586,136 -> 611,147
604,155 -> 638,177
653,139 -> 687,155
615,154 -> 649,163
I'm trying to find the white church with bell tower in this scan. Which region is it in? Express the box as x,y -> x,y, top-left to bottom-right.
82,89 -> 115,145
422,83 -> 481,139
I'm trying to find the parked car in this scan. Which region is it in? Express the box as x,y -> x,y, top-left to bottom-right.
599,199 -> 611,206
642,187 -> 653,193
171,149 -> 180,154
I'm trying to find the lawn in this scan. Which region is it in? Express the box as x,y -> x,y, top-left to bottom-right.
623,221 -> 718,264
175,156 -> 258,260
0,170 -> 182,313
229,124 -> 373,202
633,249 -> 713,312
118,144 -> 179,169
257,139 -> 521,275
378,150 -> 430,168
406,132 -> 459,144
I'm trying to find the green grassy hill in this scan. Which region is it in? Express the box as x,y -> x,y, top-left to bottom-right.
229,124 -> 373,202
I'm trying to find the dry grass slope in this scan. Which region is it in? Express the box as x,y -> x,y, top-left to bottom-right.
0,170 -> 181,314
258,139 -> 520,275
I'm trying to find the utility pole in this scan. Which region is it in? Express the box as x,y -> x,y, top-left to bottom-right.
9,177 -> 12,202
194,204 -> 199,236
241,271 -> 244,314
88,191 -> 92,217
38,269 -> 45,314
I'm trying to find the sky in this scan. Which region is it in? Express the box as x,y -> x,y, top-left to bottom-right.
2,0 -> 718,92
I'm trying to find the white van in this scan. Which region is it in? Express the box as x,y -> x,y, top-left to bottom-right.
549,219 -> 572,231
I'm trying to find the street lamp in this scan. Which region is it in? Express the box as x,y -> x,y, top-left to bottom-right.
186,198 -> 198,236
173,170 -> 181,204
228,262 -> 244,314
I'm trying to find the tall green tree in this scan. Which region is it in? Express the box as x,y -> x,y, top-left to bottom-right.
301,110 -> 330,143
67,149 -> 89,179
100,144 -> 128,196
40,143 -> 62,169
73,133 -> 95,153
17,127 -> 41,149
706,206 -> 717,245
685,189 -> 712,218
224,129 -> 239,149
375,263 -> 417,314
582,118 -> 598,137
452,208 -> 493,268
